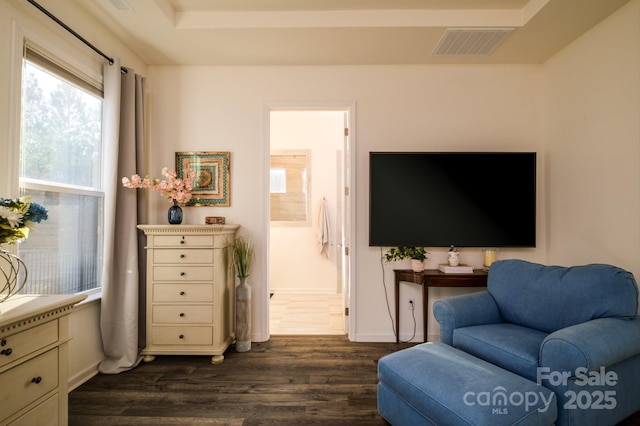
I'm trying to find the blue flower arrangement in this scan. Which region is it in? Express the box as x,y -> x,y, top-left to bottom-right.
0,196 -> 48,245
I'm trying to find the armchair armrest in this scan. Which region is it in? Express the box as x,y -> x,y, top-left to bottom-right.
433,291 -> 501,345
540,316 -> 640,375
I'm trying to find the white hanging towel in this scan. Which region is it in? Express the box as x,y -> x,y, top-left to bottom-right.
317,198 -> 331,258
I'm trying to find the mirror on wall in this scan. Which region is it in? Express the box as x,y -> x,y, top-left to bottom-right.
270,150 -> 310,225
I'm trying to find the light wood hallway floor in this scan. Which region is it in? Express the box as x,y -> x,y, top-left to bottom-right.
270,292 -> 344,335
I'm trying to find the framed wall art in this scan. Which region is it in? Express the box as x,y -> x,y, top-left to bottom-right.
176,151 -> 230,206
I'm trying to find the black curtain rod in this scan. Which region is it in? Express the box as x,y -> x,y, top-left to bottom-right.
26,0 -> 127,74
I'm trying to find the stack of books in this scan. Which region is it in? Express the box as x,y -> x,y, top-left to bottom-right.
438,264 -> 474,274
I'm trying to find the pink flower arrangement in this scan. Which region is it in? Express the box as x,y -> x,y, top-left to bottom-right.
122,167 -> 197,205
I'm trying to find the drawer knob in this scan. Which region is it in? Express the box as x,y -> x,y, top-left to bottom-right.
180,240 -> 185,245
179,313 -> 185,317
180,272 -> 186,276
179,334 -> 184,339
180,291 -> 185,296
31,376 -> 42,384
1,338 -> 6,346
1,348 -> 12,356
180,254 -> 185,259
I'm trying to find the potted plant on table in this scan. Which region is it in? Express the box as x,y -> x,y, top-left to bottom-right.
385,246 -> 428,272
233,236 -> 253,352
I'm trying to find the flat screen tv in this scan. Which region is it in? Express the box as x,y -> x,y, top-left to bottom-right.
369,152 -> 536,248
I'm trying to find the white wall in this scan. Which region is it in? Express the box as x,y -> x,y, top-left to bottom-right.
146,64 -> 545,342
67,298 -> 104,390
542,0 -> 640,280
270,111 -> 343,294
2,0 -> 637,370
142,1 -> 640,343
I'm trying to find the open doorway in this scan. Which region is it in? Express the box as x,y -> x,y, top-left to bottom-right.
267,107 -> 352,336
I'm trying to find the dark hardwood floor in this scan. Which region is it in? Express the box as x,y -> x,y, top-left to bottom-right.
69,336 -> 640,426
69,335 -> 415,425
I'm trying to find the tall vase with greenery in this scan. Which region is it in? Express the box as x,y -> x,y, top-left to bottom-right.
233,236 -> 253,352
385,246 -> 428,272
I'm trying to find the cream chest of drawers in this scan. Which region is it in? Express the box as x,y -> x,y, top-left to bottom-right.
138,224 -> 239,364
0,294 -> 86,426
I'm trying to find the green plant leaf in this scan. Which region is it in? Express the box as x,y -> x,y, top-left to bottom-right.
233,236 -> 254,278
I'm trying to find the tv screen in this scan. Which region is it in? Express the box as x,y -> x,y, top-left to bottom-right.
369,152 -> 536,248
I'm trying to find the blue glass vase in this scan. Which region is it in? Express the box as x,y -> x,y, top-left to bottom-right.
168,202 -> 183,224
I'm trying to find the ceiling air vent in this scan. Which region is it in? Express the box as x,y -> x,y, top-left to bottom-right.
432,28 -> 514,57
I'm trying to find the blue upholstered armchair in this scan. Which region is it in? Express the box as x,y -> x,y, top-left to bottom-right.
433,259 -> 640,426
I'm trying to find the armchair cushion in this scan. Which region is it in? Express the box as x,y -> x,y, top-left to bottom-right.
489,260 -> 638,333
453,323 -> 547,381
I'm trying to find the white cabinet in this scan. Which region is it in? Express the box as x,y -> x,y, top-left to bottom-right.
0,294 -> 86,426
138,224 -> 239,364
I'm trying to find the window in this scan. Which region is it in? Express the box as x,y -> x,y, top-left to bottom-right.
270,151 -> 310,224
18,45 -> 104,295
270,168 -> 287,193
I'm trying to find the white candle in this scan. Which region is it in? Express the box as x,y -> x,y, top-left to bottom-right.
483,249 -> 497,268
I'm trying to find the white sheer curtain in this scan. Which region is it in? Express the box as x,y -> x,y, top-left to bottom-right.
99,58 -> 147,374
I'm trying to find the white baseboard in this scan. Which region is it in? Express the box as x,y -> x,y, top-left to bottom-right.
350,333 -> 439,343
68,361 -> 100,392
427,334 -> 441,342
351,333 -> 396,342
270,288 -> 338,294
351,333 -> 422,342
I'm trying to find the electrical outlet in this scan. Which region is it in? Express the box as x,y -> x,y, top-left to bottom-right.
407,298 -> 415,310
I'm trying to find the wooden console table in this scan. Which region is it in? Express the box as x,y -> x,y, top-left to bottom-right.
394,269 -> 488,343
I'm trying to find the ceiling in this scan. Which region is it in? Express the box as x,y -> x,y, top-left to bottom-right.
68,0 -> 630,66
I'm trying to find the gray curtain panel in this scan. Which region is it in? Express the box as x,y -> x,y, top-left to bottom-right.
99,58 -> 146,374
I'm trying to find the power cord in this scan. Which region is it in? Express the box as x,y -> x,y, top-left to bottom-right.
380,247 -> 417,343
407,300 -> 417,342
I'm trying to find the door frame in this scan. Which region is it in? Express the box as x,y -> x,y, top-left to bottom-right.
262,102 -> 356,341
